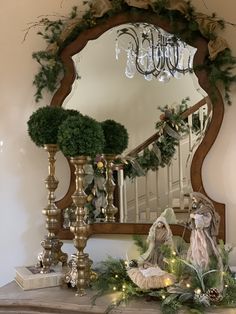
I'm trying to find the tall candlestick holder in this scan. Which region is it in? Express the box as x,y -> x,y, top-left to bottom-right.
64,156 -> 92,296
40,144 -> 68,274
104,154 -> 118,222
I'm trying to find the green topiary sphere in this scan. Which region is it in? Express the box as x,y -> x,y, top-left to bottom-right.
58,115 -> 105,157
101,119 -> 129,155
27,106 -> 81,147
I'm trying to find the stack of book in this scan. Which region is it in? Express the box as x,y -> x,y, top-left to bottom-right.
15,266 -> 64,290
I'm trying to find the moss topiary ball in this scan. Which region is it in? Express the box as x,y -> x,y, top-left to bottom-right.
58,115 -> 105,157
27,106 -> 81,147
101,119 -> 129,155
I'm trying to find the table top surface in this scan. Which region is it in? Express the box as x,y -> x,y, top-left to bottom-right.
0,281 -> 236,314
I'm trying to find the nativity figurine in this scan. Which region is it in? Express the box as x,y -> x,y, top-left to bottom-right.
187,192 -> 223,272
127,216 -> 176,290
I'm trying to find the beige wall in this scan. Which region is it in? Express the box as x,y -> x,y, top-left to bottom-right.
1,0 -> 236,287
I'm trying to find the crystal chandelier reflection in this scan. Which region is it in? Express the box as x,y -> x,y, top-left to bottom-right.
115,23 -> 195,82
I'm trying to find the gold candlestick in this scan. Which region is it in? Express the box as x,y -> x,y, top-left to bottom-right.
104,154 -> 118,222
64,156 -> 92,296
40,144 -> 68,274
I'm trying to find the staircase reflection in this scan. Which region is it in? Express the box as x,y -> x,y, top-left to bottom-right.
117,97 -> 212,225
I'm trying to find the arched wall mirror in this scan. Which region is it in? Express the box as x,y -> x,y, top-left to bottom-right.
50,11 -> 225,241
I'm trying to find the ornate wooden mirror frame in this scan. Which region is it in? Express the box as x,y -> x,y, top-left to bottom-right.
49,10 -> 225,242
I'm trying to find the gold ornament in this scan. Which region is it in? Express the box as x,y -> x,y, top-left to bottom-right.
97,161 -> 104,169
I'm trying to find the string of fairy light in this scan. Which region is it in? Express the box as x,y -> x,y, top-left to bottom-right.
104,248 -> 231,304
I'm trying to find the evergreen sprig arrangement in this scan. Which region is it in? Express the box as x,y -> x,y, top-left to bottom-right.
30,1 -> 236,104
57,115 -> 105,157
101,119 -> 129,155
91,256 -> 132,296
27,106 -> 81,146
91,239 -> 236,314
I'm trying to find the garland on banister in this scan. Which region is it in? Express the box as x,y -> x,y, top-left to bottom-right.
90,238 -> 236,314
120,97 -> 207,179
28,0 -> 236,104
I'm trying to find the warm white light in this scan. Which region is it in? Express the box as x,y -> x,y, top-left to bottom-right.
162,295 -> 166,299
115,274 -> 119,278
186,283 -> 191,288
164,278 -> 172,286
113,286 -> 117,291
195,288 -> 201,295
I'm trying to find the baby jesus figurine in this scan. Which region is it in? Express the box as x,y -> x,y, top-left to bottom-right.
127,216 -> 176,290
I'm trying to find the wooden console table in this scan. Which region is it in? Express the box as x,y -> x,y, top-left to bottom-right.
0,281 -> 236,314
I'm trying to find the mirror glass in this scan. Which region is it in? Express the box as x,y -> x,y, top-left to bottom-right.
60,24 -> 210,228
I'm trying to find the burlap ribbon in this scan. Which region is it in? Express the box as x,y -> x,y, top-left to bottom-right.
90,0 -> 112,17
124,0 -> 153,9
124,0 -> 189,13
208,37 -> 228,60
165,0 -> 189,15
194,13 -> 228,59
195,13 -> 219,35
46,0 -> 228,64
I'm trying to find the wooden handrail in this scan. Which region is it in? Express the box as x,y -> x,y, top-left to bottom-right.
126,97 -> 210,157
181,96 -> 210,119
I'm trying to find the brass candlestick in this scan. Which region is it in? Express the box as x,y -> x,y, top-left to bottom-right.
40,144 -> 68,274
64,156 -> 92,296
104,154 -> 118,222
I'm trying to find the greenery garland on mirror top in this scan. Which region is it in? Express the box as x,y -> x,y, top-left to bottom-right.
29,0 -> 236,104
90,237 -> 236,314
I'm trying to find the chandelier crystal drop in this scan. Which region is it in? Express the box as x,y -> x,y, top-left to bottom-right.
115,23 -> 196,82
